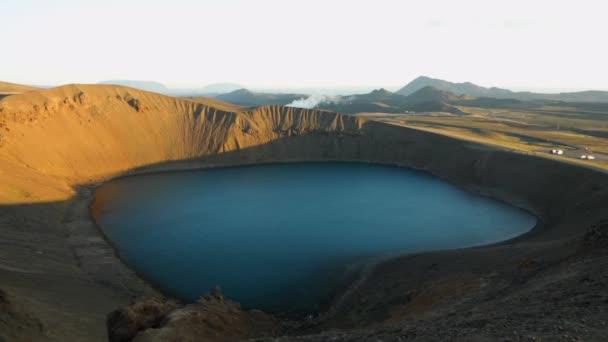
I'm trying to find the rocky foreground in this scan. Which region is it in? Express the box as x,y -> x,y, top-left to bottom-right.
107,222 -> 608,342
106,288 -> 280,342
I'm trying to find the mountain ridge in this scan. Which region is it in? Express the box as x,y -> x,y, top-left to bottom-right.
397,76 -> 608,102
396,76 -> 515,98
97,80 -> 171,94
315,87 -> 466,114
403,86 -> 474,103
0,81 -> 41,94
216,88 -> 308,106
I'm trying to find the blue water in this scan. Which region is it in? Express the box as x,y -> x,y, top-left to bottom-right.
94,163 -> 536,313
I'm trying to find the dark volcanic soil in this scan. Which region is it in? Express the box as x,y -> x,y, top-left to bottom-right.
111,222 -> 608,342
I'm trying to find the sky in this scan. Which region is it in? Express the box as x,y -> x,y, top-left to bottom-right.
2,0 -> 608,91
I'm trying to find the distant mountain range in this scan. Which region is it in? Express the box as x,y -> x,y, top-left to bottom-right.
393,76 -> 471,97
95,76 -> 608,104
4,76 -> 607,115
215,77 -> 608,113
211,86 -> 469,114
401,86 -> 473,103
396,76 -> 608,103
98,80 -> 170,94
317,87 -> 467,114
316,76 -> 608,115
396,76 -> 513,98
97,80 -> 243,96
216,89 -> 307,106
198,83 -> 243,95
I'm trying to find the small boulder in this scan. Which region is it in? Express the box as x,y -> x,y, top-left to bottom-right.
584,220 -> 608,248
107,297 -> 178,342
210,286 -> 224,301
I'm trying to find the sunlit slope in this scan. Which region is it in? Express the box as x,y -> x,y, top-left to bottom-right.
0,84 -> 365,202
0,81 -> 41,93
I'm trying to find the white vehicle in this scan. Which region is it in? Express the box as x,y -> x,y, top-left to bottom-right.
587,155 -> 596,160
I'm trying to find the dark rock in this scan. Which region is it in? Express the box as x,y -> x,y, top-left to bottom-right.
584,220 -> 608,248
127,98 -> 142,112
109,290 -> 281,342
211,286 -> 224,301
107,308 -> 138,342
73,91 -> 88,105
123,94 -> 147,112
106,297 -> 178,342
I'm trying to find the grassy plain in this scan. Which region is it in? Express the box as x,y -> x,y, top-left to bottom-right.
355,102 -> 608,169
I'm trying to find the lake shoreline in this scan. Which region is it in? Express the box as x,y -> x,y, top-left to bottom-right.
90,160 -> 539,317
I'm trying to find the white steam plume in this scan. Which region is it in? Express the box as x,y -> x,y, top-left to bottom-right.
286,94 -> 339,109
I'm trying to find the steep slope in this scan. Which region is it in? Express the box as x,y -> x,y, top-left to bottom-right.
0,85 -> 363,202
0,85 -> 236,189
184,96 -> 245,112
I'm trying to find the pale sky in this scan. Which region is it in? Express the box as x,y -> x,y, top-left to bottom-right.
2,0 -> 608,91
